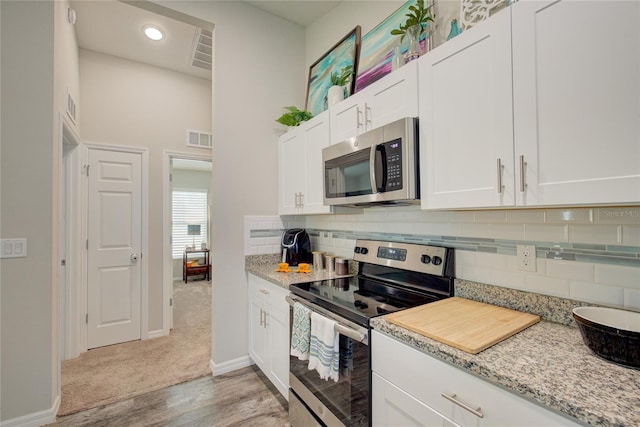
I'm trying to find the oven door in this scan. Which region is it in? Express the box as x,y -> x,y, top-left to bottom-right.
287,296 -> 370,427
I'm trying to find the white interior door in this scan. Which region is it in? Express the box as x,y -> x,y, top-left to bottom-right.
87,148 -> 142,349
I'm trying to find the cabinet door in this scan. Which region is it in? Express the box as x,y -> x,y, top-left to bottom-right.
266,296 -> 290,399
366,60 -> 419,132
419,7 -> 514,209
303,112 -> 332,214
278,128 -> 304,215
330,91 -> 366,144
513,0 -> 640,206
247,277 -> 267,369
373,373 -> 460,427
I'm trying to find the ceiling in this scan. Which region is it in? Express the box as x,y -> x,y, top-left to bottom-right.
70,1 -> 340,81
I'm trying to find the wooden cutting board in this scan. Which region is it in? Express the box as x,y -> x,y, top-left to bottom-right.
385,297 -> 540,354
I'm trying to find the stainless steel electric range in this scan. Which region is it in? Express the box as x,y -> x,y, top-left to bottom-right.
287,239 -> 455,427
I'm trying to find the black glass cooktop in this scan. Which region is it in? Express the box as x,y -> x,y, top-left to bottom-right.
289,275 -> 443,327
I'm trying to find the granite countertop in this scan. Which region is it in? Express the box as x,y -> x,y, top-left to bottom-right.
245,254 -> 355,289
371,317 -> 640,427
245,255 -> 640,427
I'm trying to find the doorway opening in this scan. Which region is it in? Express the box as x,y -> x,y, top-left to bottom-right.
162,152 -> 212,333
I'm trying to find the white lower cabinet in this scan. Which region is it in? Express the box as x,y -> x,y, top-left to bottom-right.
248,273 -> 290,399
372,331 -> 582,427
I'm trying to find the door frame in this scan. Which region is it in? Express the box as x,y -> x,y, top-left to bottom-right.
162,150 -> 212,335
79,142 -> 150,352
58,114 -> 81,361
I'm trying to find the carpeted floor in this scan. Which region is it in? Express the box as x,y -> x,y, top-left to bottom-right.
59,280 -> 211,416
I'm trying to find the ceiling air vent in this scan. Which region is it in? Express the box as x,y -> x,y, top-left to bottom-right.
191,28 -> 212,71
187,130 -> 212,149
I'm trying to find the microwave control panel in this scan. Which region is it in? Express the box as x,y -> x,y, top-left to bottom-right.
383,138 -> 403,190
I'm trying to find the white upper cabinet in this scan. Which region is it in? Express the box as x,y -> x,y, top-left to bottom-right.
302,112 -> 332,213
512,0 -> 640,206
278,111 -> 332,215
419,7 -> 514,209
278,126 -> 305,215
330,60 -> 419,145
419,1 -> 640,210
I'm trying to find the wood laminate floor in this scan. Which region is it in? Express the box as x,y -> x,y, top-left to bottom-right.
52,365 -> 290,427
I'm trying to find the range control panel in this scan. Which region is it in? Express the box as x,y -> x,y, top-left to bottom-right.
353,239 -> 451,277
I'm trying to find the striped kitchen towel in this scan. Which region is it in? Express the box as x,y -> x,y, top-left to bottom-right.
308,311 -> 339,382
290,302 -> 311,360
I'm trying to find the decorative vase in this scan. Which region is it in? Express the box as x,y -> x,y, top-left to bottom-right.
327,85 -> 345,106
404,24 -> 423,63
392,45 -> 403,71
447,19 -> 462,40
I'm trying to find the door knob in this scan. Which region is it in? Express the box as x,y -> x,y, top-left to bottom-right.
130,253 -> 139,262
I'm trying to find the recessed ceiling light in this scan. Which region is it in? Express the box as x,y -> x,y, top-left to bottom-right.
143,25 -> 164,41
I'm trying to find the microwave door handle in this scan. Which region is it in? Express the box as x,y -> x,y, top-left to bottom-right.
369,146 -> 377,193
374,145 -> 387,192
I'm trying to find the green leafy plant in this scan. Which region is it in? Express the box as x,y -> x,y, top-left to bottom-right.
390,0 -> 435,41
330,65 -> 353,87
275,106 -> 313,127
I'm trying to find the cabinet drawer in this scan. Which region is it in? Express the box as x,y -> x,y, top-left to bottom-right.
372,331 -> 581,426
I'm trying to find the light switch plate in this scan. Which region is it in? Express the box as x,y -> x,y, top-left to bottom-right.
0,238 -> 27,258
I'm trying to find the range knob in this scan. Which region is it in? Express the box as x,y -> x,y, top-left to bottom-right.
354,247 -> 361,254
421,254 -> 431,264
432,256 -> 443,266
360,247 -> 368,255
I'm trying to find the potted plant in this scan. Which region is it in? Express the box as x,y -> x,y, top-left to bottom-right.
327,65 -> 353,106
275,106 -> 313,127
390,0 -> 435,62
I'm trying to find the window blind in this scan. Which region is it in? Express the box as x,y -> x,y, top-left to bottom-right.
172,190 -> 208,258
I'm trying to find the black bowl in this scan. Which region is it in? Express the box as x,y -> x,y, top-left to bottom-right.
573,307 -> 640,369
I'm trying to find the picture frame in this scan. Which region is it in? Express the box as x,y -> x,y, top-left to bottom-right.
305,26 -> 361,117
355,1 -> 427,93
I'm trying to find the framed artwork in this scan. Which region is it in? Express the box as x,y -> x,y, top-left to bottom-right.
355,1 -> 427,93
306,26 -> 361,117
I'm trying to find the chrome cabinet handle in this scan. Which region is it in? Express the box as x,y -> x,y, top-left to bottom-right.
263,312 -> 269,328
259,289 -> 269,295
300,193 -> 304,207
365,103 -> 372,125
259,308 -> 264,326
519,155 -> 527,192
496,158 -> 504,194
441,393 -> 484,418
356,106 -> 363,128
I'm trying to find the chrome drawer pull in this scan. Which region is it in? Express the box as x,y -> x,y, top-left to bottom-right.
441,393 -> 484,418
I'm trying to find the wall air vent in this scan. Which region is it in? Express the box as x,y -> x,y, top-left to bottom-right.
191,28 -> 212,71
187,130 -> 213,149
66,90 -> 77,124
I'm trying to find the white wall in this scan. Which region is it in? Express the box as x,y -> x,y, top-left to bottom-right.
155,1 -> 305,368
79,48 -> 212,330
0,1 -> 58,422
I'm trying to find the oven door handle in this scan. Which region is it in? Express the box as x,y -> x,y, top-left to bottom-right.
286,295 -> 369,344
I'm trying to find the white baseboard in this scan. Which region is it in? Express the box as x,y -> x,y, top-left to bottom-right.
209,355 -> 253,376
147,329 -> 165,339
0,394 -> 59,427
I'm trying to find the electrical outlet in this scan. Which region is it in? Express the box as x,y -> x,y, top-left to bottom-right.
517,244 -> 537,272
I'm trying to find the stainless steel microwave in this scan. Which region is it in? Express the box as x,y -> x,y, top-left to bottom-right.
322,117 -> 420,207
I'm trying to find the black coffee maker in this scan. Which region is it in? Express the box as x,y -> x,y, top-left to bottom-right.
281,229 -> 312,266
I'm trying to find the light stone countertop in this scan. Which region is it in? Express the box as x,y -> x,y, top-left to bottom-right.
245,254 -> 355,289
371,316 -> 640,427
245,255 -> 640,427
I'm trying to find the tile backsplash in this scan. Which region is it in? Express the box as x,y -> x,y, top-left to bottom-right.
245,206 -> 640,310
